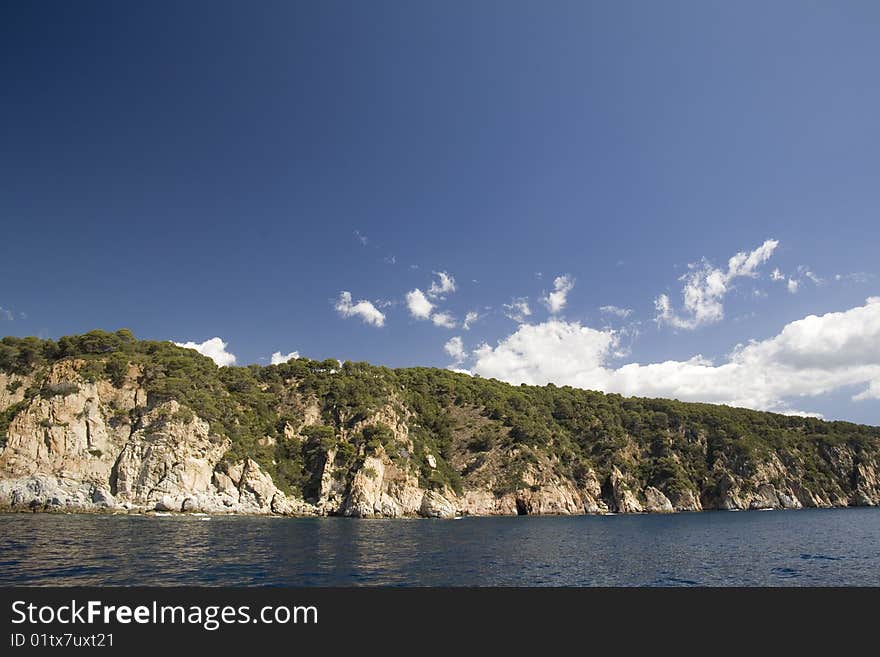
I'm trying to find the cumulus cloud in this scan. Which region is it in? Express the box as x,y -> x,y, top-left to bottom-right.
270,350 -> 300,365
542,274 -> 575,314
655,239 -> 779,329
771,268 -> 784,281
473,321 -> 613,386
405,289 -> 434,320
335,291 -> 386,327
599,305 -> 633,318
853,380 -> 880,401
431,311 -> 457,329
444,336 -> 467,364
472,298 -> 880,415
428,271 -> 456,299
503,297 -> 532,323
787,278 -> 800,294
463,311 -> 479,330
173,337 -> 237,367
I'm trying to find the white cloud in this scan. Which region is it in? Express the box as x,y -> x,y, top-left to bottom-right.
444,336 -> 467,364
778,265 -> 823,294
473,320 -> 613,386
405,288 -> 434,320
835,272 -> 872,284
463,311 -> 479,330
383,255 -> 396,265
655,239 -> 779,329
853,380 -> 880,401
599,305 -> 633,318
431,311 -> 457,329
354,230 -> 368,246
407,274 -> 461,328
173,337 -> 237,367
798,266 -> 823,285
542,274 -> 575,314
335,291 -> 386,327
0,307 -> 13,321
270,350 -> 300,365
472,298 -> 880,415
503,297 -> 532,323
428,271 -> 456,299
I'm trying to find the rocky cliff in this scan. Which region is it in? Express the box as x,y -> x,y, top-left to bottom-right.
1,330 -> 879,517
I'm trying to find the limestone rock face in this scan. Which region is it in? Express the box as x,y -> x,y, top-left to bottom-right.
512,481 -> 585,516
314,403 -> 425,518
0,372 -> 31,412
0,368 -> 125,483
643,486 -> 674,513
668,488 -> 702,512
0,362 -> 315,515
748,483 -> 782,510
3,355 -> 880,519
0,361 -> 141,492
420,490 -> 457,518
609,467 -> 643,513
852,463 -> 879,506
578,468 -> 609,513
341,450 -> 424,518
112,401 -> 226,506
457,490 -> 519,516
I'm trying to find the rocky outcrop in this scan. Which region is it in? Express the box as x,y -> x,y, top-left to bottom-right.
458,490 -> 519,516
608,467 -> 643,513
668,488 -> 702,512
0,372 -> 31,411
0,362 -> 314,515
420,490 -> 457,518
643,486 -> 674,513
3,354 -> 880,518
341,452 -> 423,518
852,463 -> 878,506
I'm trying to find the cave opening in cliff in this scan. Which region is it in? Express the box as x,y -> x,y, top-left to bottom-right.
515,499 -> 529,516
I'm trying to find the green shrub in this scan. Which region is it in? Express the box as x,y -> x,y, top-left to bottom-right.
42,382 -> 81,398
1,328 -> 879,510
172,407 -> 195,424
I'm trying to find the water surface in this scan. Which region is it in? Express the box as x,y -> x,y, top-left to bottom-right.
1,509 -> 878,586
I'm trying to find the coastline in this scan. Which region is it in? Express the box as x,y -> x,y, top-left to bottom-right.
1,499 -> 875,519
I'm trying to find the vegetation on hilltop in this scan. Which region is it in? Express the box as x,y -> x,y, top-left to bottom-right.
2,330 -> 879,504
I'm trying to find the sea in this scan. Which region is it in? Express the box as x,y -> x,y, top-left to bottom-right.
1,508 -> 879,586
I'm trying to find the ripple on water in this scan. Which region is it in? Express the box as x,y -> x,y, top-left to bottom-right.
800,553 -> 843,561
1,508 -> 879,586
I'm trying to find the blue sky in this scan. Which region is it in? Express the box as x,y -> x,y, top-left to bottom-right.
2,2 -> 879,422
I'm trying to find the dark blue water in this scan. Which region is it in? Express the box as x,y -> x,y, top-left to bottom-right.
2,509 -> 879,586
